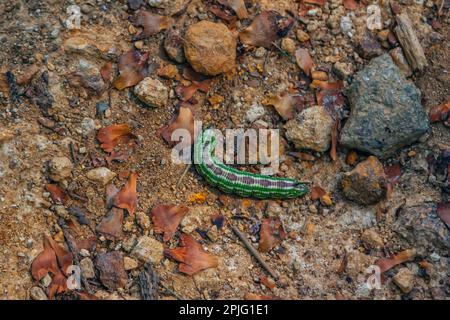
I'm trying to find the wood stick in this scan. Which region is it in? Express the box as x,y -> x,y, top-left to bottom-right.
230,224 -> 278,279
176,163 -> 191,188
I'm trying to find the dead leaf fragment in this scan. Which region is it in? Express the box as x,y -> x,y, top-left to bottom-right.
295,48 -> 313,76
114,173 -> 138,216
96,207 -> 125,240
151,204 -> 189,241
176,79 -> 212,102
343,0 -> 358,10
159,104 -> 196,148
311,186 -> 326,201
266,93 -> 299,120
47,236 -> 73,275
130,10 -> 172,39
31,237 -> 60,281
48,271 -> 68,299
97,124 -> 136,153
46,184 -> 68,204
375,249 -> 416,273
259,217 -> 286,252
113,50 -> 149,90
429,101 -> 450,123
164,234 -> 218,275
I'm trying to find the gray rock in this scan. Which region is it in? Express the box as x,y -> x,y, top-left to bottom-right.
393,204 -> 450,255
340,54 -> 429,158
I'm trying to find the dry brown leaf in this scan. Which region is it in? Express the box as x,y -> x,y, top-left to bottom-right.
385,163 -> 401,198
209,5 -> 237,23
47,236 -> 73,275
46,184 -> 68,204
437,202 -> 450,226
164,234 -> 218,275
96,207 -> 125,240
295,48 -> 313,76
100,62 -> 114,83
113,50 -> 149,90
114,172 -> 138,216
239,11 -> 288,48
31,237 -> 60,281
176,79 -> 212,102
375,249 -> 416,273
266,93 -> 298,120
151,204 -> 189,241
429,101 -> 450,123
48,271 -> 67,300
130,10 -> 172,39
311,186 -> 326,201
159,104 -> 196,147
259,217 -> 286,252
97,124 -> 136,153
343,0 -> 358,10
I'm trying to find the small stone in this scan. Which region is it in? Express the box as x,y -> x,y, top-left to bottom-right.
184,21 -> 236,76
341,156 -> 387,205
332,62 -> 353,80
284,105 -> 334,152
281,38 -> 296,55
49,156 -> 73,182
245,103 -> 266,123
80,257 -> 95,279
87,167 -> 116,185
134,77 -> 168,108
124,257 -> 139,270
254,47 -> 267,58
311,70 -> 328,81
157,64 -> 178,79
79,248 -> 90,257
358,30 -> 383,59
80,117 -> 96,136
30,287 -> 48,300
296,30 -> 310,42
134,40 -> 144,50
131,236 -> 164,264
361,229 -> 384,249
136,211 -> 151,230
393,268 -> 414,293
340,15 -> 354,36
95,251 -> 127,290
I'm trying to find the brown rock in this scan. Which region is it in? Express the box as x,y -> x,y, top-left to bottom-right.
341,156 -> 387,205
296,29 -> 310,42
49,156 -> 73,182
184,21 -> 236,76
95,251 -> 127,290
281,38 -> 296,56
392,267 -> 414,293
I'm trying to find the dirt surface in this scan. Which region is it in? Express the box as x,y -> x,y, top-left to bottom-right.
0,0 -> 449,300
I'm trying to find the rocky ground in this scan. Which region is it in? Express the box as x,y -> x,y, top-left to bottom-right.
0,0 -> 449,300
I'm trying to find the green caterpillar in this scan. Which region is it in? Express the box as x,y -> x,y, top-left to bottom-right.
193,129 -> 308,199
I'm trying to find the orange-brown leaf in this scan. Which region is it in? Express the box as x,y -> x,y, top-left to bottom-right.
266,93 -> 298,120
96,207 -> 125,240
97,124 -> 136,153
239,11 -> 285,48
375,249 -> 416,273
159,104 -> 196,148
113,50 -> 149,90
114,173 -> 138,216
259,217 -> 286,252
31,237 -> 60,281
46,184 -> 68,204
100,62 -> 114,83
311,186 -> 326,201
176,79 -> 212,102
343,0 -> 358,10
295,48 -> 313,76
130,10 -> 172,39
164,234 -> 218,275
47,271 -> 67,300
429,101 -> 450,123
47,236 -> 73,275
151,204 -> 189,241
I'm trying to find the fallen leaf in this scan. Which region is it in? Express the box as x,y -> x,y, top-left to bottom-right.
295,48 -> 313,76
130,10 -> 172,39
97,124 -> 136,153
176,79 -> 212,102
113,50 -> 149,90
343,0 -> 358,10
266,93 -> 300,120
31,237 -> 60,281
47,236 -> 73,275
259,217 -> 286,252
46,184 -> 68,204
437,202 -> 450,226
114,173 -> 138,216
429,101 -> 450,123
164,234 -> 218,275
188,192 -> 207,204
159,104 -> 196,148
100,62 -> 114,83
220,0 -> 249,19
244,293 -> 280,300
311,186 -> 326,201
151,204 -> 189,241
48,271 -> 67,299
239,11 -> 292,48
96,207 -> 125,240
375,249 -> 416,273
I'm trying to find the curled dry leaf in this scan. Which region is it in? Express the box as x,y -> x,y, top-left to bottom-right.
429,101 -> 450,123
31,236 -> 60,281
436,202 -> 450,226
343,0 -> 358,10
311,186 -> 326,201
130,10 -> 172,39
159,104 -> 196,148
97,124 -> 136,153
164,234 -> 219,275
151,204 -> 189,241
176,79 -> 212,102
113,50 -> 149,90
375,249 -> 416,273
47,236 -> 73,275
259,217 -> 286,252
239,11 -> 291,48
96,207 -> 125,240
114,172 -> 138,216
295,48 -> 313,76
46,184 -> 68,204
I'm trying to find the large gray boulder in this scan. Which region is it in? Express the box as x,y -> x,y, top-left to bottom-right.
340,54 -> 429,158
